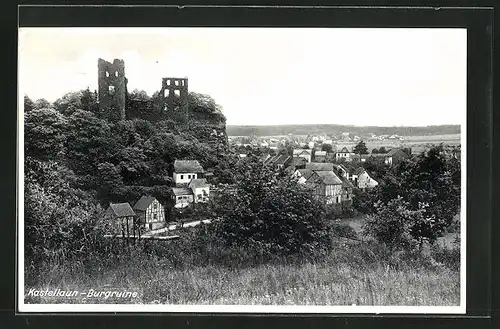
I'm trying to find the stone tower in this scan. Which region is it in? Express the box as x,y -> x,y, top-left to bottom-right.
98,58 -> 127,121
160,77 -> 189,117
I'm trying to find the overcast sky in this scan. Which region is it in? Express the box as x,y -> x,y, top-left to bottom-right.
19,28 -> 466,126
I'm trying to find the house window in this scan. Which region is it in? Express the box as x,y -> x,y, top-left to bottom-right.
187,174 -> 191,179
153,214 -> 157,221
149,223 -> 153,230
180,174 -> 184,179
153,203 -> 157,209
177,196 -> 182,200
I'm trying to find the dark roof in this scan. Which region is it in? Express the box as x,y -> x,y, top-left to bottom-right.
264,154 -> 278,165
353,167 -> 366,175
340,176 -> 354,188
108,203 -> 136,218
291,157 -> 307,166
332,163 -> 349,172
172,187 -> 193,196
306,162 -> 334,171
174,160 -> 204,173
387,148 -> 409,157
133,196 -> 157,211
297,168 -> 315,180
274,155 -> 291,165
293,149 -> 312,156
313,170 -> 343,185
260,154 -> 271,162
188,178 -> 210,189
339,147 -> 350,153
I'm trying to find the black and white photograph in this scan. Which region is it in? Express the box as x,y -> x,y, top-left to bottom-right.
18,27 -> 466,313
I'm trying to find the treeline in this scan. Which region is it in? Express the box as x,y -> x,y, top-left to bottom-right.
227,124 -> 460,137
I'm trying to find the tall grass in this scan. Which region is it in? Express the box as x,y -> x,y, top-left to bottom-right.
25,237 -> 460,306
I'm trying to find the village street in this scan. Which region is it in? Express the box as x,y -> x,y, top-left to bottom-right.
142,219 -> 212,236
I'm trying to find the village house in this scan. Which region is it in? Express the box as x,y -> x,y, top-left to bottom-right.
171,159 -> 211,208
104,202 -> 138,237
305,170 -> 343,204
293,162 -> 353,205
384,148 -> 410,166
289,156 -> 307,170
172,187 -> 194,208
264,154 -> 292,169
293,148 -> 313,163
260,153 -> 271,163
173,160 -> 205,185
340,176 -> 354,204
314,150 -> 327,162
133,196 -> 166,231
350,167 -> 379,189
305,162 -> 334,171
292,168 -> 315,184
332,163 -> 351,180
335,147 -> 352,162
351,154 -> 369,163
189,178 -> 210,203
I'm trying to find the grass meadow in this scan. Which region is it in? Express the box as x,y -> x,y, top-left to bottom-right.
25,230 -> 460,306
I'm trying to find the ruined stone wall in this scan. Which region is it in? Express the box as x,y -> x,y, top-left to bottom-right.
98,58 -> 127,121
160,77 -> 189,117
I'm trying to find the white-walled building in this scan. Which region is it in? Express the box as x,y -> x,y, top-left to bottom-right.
173,160 -> 205,185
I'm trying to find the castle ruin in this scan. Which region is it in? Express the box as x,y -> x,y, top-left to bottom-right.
97,58 -> 127,121
160,77 -> 189,117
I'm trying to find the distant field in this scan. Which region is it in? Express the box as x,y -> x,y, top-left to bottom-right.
403,134 -> 461,141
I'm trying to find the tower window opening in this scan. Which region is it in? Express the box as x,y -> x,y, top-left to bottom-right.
164,89 -> 170,97
109,85 -> 115,94
175,80 -> 179,86
174,90 -> 181,97
115,71 -> 119,77
105,71 -> 110,77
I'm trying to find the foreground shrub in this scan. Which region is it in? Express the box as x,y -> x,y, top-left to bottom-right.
206,157 -> 333,257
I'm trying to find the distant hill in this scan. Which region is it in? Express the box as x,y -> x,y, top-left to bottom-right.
226,124 -> 461,137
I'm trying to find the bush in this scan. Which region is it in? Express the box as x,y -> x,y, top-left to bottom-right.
431,244 -> 460,271
362,197 -> 419,252
207,158 -> 333,257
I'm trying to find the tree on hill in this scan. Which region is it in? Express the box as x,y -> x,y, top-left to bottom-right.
25,108 -> 68,161
378,146 -> 387,154
353,140 -> 369,155
128,89 -> 150,102
24,95 -> 35,112
372,148 -> 379,154
34,98 -> 52,111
